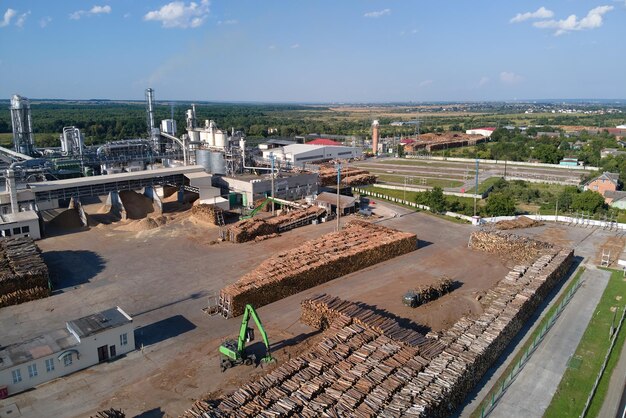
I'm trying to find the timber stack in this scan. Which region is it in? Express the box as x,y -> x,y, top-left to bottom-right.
318,165 -> 376,187
90,409 -> 125,418
225,207 -> 326,243
495,216 -> 543,230
219,221 -> 417,317
191,204 -> 223,225
184,232 -> 573,417
468,230 -> 552,263
0,237 -> 50,308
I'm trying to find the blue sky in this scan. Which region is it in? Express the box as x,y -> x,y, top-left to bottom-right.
0,0 -> 624,102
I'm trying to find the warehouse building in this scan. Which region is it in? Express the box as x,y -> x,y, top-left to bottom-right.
262,144 -> 362,168
0,307 -> 134,397
0,210 -> 41,239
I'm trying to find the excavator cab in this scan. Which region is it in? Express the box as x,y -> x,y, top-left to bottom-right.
245,327 -> 254,343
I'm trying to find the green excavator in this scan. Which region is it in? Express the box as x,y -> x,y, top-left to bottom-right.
218,304 -> 274,372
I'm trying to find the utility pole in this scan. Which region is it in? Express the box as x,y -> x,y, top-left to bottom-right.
473,158 -> 479,217
336,163 -> 341,232
555,198 -> 559,222
270,152 -> 275,216
404,176 -> 407,202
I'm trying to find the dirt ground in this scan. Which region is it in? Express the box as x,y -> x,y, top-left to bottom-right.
594,235 -> 626,267
0,203 -> 530,418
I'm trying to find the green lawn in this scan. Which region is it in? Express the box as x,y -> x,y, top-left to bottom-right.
471,267 -> 586,418
466,176 -> 502,194
375,174 -> 464,188
544,268 -> 626,418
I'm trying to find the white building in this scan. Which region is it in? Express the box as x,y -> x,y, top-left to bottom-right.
262,144 -> 363,168
0,307 -> 134,397
160,119 -> 177,136
0,211 -> 41,240
465,127 -> 496,137
617,124 -> 626,129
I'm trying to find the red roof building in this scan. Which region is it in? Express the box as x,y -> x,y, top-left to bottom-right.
307,138 -> 342,146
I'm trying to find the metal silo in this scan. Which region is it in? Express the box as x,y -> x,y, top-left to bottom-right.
209,151 -> 226,175
196,149 -> 212,172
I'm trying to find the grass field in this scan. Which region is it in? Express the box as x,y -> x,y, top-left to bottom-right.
544,268 -> 626,418
471,267 -> 586,418
466,177 -> 501,194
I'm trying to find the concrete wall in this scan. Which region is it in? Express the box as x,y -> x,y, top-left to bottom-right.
0,322 -> 134,396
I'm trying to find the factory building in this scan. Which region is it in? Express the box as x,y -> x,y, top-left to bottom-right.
465,127 -> 496,137
0,307 -> 134,398
261,144 -> 362,168
0,211 -> 41,240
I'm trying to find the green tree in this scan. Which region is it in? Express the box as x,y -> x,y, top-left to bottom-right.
426,186 -> 447,213
571,190 -> 606,213
485,193 -> 516,216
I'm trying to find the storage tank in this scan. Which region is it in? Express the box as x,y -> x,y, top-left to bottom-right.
214,131 -> 227,149
209,151 -> 226,175
196,149 -> 212,172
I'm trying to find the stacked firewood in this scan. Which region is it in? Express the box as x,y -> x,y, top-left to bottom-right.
191,204 -> 223,225
495,216 -> 544,230
183,233 -> 574,417
468,230 -> 553,263
318,165 -> 377,187
226,207 -> 326,243
413,276 -> 453,305
90,409 -> 125,418
0,237 -> 50,308
219,221 -> 417,317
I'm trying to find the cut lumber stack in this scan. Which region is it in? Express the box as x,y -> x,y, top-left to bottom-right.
191,204 -> 223,225
318,165 -> 377,187
219,221 -> 417,317
90,409 -> 125,418
182,232 -> 574,417
413,276 -> 453,305
0,237 -> 50,308
468,230 -> 552,263
495,216 -> 544,230
225,206 -> 326,243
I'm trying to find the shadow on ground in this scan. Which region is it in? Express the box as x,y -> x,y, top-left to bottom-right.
43,250 -> 106,289
133,407 -> 165,418
134,315 -> 196,347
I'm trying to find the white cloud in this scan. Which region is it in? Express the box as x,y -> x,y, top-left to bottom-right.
418,80 -> 433,88
144,0 -> 210,29
510,7 -> 553,23
123,13 -> 131,19
268,45 -> 276,50
478,76 -> 490,87
290,43 -> 300,49
70,4 -> 112,20
364,9 -> 391,18
15,11 -> 30,28
533,5 -> 614,35
218,19 -> 237,25
0,8 -> 17,27
500,71 -> 523,84
40,16 -> 52,28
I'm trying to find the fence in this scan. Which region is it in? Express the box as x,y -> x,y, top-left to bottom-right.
478,274 -> 584,418
405,154 -> 598,171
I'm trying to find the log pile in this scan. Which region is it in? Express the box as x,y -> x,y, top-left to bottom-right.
495,216 -> 544,231
0,237 -> 50,308
225,207 -> 326,243
468,230 -> 552,263
191,204 -> 223,225
219,221 -> 417,317
412,276 -> 453,306
91,409 -> 125,418
183,233 -> 574,417
318,165 -> 377,187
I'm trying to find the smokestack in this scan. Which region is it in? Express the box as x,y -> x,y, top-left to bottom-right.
372,120 -> 380,156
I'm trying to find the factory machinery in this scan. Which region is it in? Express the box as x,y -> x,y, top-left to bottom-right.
4,89 -> 255,184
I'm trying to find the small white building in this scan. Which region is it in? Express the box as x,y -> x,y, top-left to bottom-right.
262,144 -> 362,168
0,211 -> 41,240
0,307 -> 134,398
184,172 -> 230,210
465,127 -> 496,137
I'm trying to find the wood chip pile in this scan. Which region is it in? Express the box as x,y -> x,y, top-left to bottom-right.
318,165 -> 376,187
0,237 -> 50,308
225,207 -> 327,243
191,204 -> 223,225
183,233 -> 573,417
90,409 -> 125,418
219,221 -> 417,316
495,216 -> 544,230
468,230 -> 552,263
300,294 -> 444,353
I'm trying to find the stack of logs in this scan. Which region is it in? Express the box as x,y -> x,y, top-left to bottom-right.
191,204 -> 223,225
219,221 -> 417,317
468,230 -> 552,263
0,237 -> 50,308
225,206 -> 326,243
183,232 -> 573,417
413,277 -> 453,305
318,165 -> 377,187
90,409 -> 125,418
495,216 -> 544,231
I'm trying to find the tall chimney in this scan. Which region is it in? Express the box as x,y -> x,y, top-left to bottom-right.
372,120 -> 380,156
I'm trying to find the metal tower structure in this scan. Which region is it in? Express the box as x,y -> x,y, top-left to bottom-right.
10,94 -> 35,156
